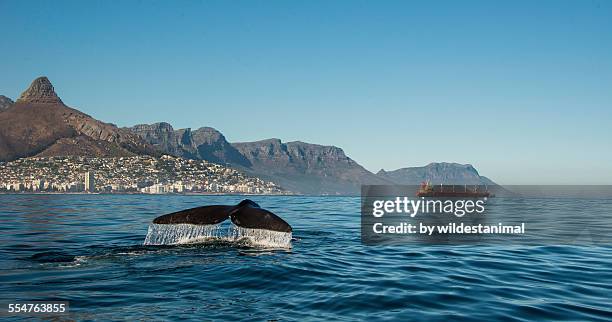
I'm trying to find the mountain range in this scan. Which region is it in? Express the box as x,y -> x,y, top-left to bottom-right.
127,123 -> 391,194
0,77 -> 496,194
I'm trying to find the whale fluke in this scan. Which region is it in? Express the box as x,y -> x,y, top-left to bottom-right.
153,205 -> 234,225
230,205 -> 292,233
145,199 -> 293,247
234,199 -> 261,209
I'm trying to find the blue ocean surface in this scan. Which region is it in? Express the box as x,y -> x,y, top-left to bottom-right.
0,195 -> 610,321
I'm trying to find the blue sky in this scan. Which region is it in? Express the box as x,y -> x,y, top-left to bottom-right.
1,0 -> 611,184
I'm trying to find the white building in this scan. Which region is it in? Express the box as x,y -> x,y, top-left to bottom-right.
85,172 -> 95,192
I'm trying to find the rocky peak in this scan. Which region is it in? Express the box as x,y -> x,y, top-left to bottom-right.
130,122 -> 175,134
0,95 -> 14,110
127,123 -> 252,167
16,76 -> 64,105
191,127 -> 226,145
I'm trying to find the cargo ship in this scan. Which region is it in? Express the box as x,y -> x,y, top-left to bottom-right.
416,181 -> 491,198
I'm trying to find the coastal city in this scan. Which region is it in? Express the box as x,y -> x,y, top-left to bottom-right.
0,155 -> 285,194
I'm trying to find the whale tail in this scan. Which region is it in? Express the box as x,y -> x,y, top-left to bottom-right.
230,206 -> 292,233
144,199 -> 292,248
234,199 -> 261,209
152,205 -> 234,225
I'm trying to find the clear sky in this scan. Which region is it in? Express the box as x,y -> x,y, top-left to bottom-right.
1,0 -> 611,184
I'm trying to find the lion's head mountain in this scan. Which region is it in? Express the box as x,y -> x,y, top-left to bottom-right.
0,77 -> 158,163
0,77 -> 495,194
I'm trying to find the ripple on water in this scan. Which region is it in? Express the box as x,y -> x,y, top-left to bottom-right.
1,195 -> 611,321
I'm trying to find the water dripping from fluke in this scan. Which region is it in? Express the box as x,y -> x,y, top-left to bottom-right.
143,223 -> 292,249
143,223 -> 224,246
228,225 -> 293,249
144,199 -> 293,249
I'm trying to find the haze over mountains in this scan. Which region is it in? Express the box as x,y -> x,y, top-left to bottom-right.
0,77 -> 496,194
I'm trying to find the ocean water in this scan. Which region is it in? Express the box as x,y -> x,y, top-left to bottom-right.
0,195 -> 610,321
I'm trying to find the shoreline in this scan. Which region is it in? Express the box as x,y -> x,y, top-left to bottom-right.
0,192 -> 297,196
0,192 -> 362,197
